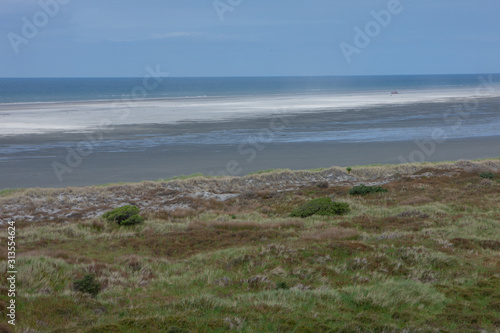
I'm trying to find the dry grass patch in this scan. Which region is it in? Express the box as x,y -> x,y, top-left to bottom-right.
340,214 -> 427,232
451,238 -> 500,251
342,279 -> 447,309
130,227 -> 286,259
152,208 -> 198,221
400,196 -> 434,206
0,323 -> 14,333
301,227 -> 358,242
187,219 -> 303,232
396,210 -> 430,218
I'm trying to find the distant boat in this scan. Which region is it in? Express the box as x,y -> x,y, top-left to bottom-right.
391,91 -> 399,95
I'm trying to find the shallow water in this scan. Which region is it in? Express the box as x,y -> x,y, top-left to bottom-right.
1,75 -> 499,188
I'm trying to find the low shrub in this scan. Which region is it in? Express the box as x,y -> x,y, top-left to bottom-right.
73,274 -> 101,297
276,281 -> 289,290
349,184 -> 388,195
122,214 -> 144,226
102,205 -> 144,226
479,172 -> 495,179
290,197 -> 350,218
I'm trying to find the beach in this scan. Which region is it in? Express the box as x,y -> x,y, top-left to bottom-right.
1,94 -> 499,189
0,86 -> 497,136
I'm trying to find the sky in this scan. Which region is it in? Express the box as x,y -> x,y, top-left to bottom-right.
0,0 -> 499,77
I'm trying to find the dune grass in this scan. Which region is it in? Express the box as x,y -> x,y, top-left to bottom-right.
0,188 -> 25,198
156,173 -> 211,182
0,161 -> 499,332
247,169 -> 290,175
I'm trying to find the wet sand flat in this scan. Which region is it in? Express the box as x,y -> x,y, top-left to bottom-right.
1,135 -> 499,189
1,98 -> 499,189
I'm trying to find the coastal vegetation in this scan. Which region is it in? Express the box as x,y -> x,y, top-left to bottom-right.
0,159 -> 499,332
102,205 -> 144,226
73,274 -> 101,298
479,171 -> 495,180
290,197 -> 350,218
348,184 -> 388,195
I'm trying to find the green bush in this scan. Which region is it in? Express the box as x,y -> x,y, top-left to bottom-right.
479,172 -> 495,179
290,197 -> 350,218
121,214 -> 145,226
276,281 -> 289,290
102,205 -> 144,226
73,274 -> 101,297
348,184 -> 388,195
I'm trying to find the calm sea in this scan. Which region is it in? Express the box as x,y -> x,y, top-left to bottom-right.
1,74 -> 500,188
0,74 -> 494,103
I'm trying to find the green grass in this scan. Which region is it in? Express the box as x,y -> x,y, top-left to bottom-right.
0,188 -> 25,197
95,182 -> 135,187
156,173 -> 210,182
348,157 -> 500,169
305,167 -> 328,172
247,169 -> 289,175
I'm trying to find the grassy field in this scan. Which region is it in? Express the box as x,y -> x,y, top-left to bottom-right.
1,160 -> 499,332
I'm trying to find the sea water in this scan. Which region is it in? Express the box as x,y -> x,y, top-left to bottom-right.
0,74 -> 499,152
1,74 -> 499,136
0,74 -> 497,103
1,75 -> 499,188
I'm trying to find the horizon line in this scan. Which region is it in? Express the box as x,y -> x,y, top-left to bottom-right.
1,72 -> 498,79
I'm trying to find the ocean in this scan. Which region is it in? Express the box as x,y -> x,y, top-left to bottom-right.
1,74 -> 500,138
0,74 -> 496,103
1,74 -> 499,188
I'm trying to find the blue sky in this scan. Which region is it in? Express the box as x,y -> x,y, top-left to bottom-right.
1,0 -> 499,77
